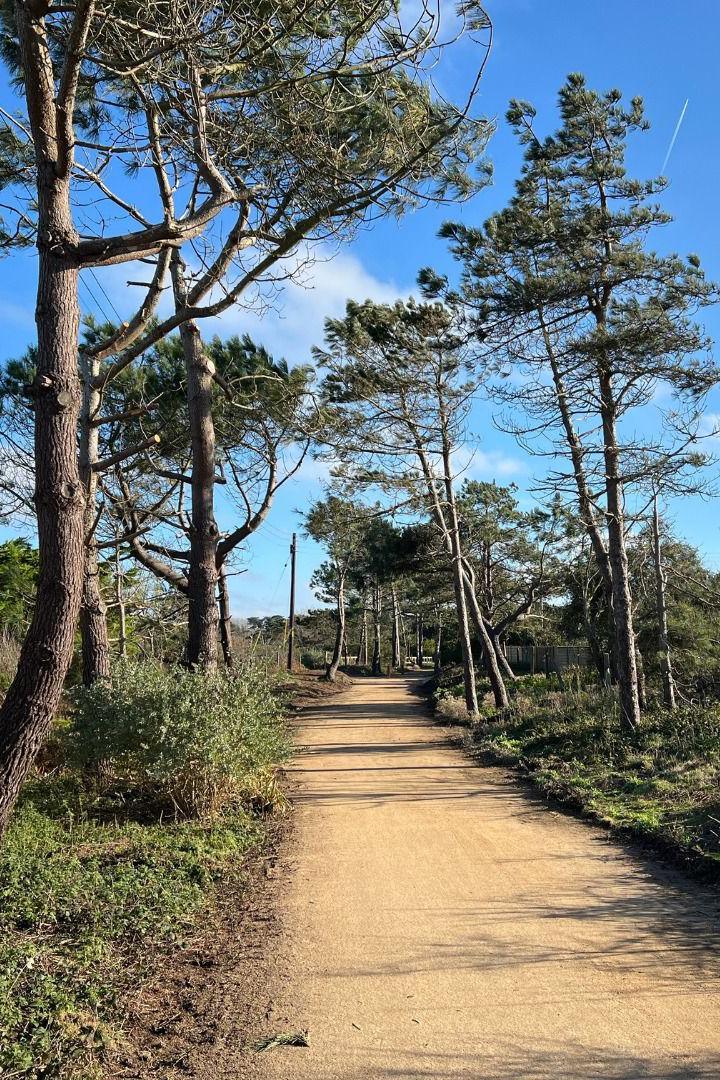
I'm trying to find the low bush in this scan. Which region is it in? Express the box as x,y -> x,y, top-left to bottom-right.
300,648 -> 326,670
67,661 -> 288,816
435,694 -> 474,726
1,659 -> 292,1077
468,686 -> 720,867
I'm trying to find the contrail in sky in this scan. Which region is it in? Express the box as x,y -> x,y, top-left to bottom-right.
661,98 -> 689,174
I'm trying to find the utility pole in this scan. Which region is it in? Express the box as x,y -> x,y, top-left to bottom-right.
287,532 -> 297,672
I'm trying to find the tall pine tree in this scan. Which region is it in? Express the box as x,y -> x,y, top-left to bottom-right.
442,74 -> 718,729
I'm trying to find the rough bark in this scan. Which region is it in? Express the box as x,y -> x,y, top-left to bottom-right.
371,583 -> 382,675
218,563 -> 234,667
599,365 -> 640,730
79,350 -> 111,685
391,586 -> 401,670
173,257 -> 219,668
652,496 -> 677,710
440,428 -> 478,717
0,4 -> 89,834
327,567 -> 345,682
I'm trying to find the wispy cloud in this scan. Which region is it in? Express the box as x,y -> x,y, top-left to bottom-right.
208,247 -> 406,364
698,412 -> 720,442
90,245 -> 407,366
452,444 -> 524,481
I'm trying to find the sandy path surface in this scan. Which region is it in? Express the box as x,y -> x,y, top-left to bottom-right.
261,673 -> 720,1080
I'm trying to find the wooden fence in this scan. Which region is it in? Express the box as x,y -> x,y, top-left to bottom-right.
504,644 -> 608,676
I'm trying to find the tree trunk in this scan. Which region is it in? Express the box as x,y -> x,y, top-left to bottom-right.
545,313 -> 643,713
448,528 -> 478,716
218,563 -> 234,667
79,351 -> 111,685
434,613 -> 442,675
635,645 -> 647,711
581,599 -> 608,683
115,546 -> 128,659
410,412 -> 507,717
174,256 -> 219,668
440,436 -> 478,717
356,600 -> 367,665
327,569 -> 345,681
415,611 -> 424,668
461,564 -> 510,710
545,324 -> 631,697
599,366 -> 640,731
652,495 -> 677,709
0,5 -> 87,833
371,583 -> 382,675
489,628 -> 515,682
391,586 -> 401,670
542,320 -> 614,596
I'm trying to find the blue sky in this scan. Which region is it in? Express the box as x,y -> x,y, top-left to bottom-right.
1,0 -> 720,618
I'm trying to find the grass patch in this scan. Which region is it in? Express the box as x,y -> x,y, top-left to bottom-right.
0,778 -> 269,1078
0,663 -> 291,1079
459,676 -> 720,870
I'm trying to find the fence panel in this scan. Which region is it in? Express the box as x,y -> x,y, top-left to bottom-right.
504,645 -> 605,676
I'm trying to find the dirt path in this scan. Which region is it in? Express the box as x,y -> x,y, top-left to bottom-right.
259,673 -> 720,1080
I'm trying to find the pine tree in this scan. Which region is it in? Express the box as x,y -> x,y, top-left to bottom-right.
442,74 -> 719,729
317,298 -> 512,714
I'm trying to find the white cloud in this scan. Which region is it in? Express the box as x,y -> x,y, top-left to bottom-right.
89,244 -> 407,367
207,246 -> 406,364
291,455 -> 335,486
699,412 -> 720,442
452,444 -> 524,482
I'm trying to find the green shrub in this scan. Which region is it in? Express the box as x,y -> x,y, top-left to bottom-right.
67,661 -> 288,816
470,685 -> 720,864
300,648 -> 326,670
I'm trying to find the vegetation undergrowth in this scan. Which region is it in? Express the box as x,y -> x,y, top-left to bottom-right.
435,671 -> 720,873
0,661 -> 290,1079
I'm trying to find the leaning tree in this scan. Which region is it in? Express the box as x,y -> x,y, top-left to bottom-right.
317,297 -> 511,715
457,481 -> 567,678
